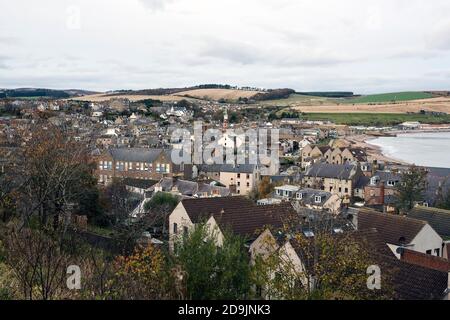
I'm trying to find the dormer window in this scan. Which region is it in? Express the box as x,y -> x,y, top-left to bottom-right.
370,177 -> 379,185
304,231 -> 315,238
297,192 -> 303,200
314,196 -> 322,203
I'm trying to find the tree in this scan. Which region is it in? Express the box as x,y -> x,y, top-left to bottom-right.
143,192 -> 180,236
395,166 -> 428,212
4,226 -> 71,300
0,171 -> 16,223
252,229 -> 394,300
175,224 -> 252,300
112,244 -> 171,300
13,124 -> 96,229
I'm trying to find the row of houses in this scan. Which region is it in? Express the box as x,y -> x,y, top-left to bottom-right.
166,196 -> 450,300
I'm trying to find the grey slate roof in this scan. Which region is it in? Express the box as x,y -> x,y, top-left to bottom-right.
304,162 -> 358,180
109,148 -> 164,163
296,188 -> 333,206
199,164 -> 257,174
357,208 -> 427,245
354,175 -> 370,189
408,207 -> 450,239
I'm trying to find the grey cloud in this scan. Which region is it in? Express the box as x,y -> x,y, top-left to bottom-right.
427,22 -> 450,51
199,39 -> 261,65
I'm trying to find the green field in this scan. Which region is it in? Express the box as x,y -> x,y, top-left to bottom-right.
261,93 -> 334,106
345,92 -> 434,104
302,113 -> 450,126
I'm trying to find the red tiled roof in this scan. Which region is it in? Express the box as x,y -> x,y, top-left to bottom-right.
400,248 -> 450,272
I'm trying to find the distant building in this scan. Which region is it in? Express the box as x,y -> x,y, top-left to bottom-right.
303,162 -> 362,198
199,164 -> 259,195
94,147 -> 180,185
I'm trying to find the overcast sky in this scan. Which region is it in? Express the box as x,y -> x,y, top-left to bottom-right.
1,0 -> 450,93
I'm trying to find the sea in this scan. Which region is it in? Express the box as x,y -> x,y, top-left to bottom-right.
369,131 -> 450,168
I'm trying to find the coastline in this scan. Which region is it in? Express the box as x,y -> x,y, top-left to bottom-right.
344,134 -> 411,165
346,128 -> 450,166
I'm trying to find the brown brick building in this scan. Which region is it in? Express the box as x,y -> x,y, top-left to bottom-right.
94,148 -> 181,185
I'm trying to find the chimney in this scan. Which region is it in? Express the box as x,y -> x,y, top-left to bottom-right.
371,160 -> 377,176
380,182 -> 385,207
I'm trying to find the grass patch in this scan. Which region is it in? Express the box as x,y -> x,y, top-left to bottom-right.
302,113 -> 450,126
345,92 -> 434,104
87,225 -> 116,237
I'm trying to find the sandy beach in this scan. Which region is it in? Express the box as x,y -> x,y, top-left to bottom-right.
343,134 -> 411,165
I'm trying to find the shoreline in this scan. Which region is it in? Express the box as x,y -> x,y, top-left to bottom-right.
346,128 -> 450,166
344,134 -> 411,165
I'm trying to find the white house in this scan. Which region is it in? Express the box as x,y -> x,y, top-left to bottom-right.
357,208 -> 444,258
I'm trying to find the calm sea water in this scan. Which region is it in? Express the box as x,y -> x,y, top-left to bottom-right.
370,131 -> 450,168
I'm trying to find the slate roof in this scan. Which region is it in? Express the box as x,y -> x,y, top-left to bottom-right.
200,164 -> 257,174
408,206 -> 450,239
296,188 -> 333,206
109,148 -> 164,163
336,229 -> 448,300
304,163 -> 358,180
160,178 -> 198,196
123,178 -> 159,189
349,148 -> 367,161
354,175 -> 370,189
357,208 -> 426,245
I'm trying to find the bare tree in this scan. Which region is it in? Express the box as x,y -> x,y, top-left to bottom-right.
4,225 -> 70,300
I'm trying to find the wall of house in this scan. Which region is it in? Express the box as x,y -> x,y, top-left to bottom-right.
364,185 -> 396,205
220,171 -> 256,195
324,194 -> 342,213
411,224 -> 444,257
94,152 -> 174,185
303,177 -> 353,198
168,202 -> 194,252
249,229 -> 279,263
205,216 -> 225,247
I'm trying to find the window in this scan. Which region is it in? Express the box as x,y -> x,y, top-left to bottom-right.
183,226 -> 189,237
387,180 -> 396,187
434,248 -> 440,256
237,182 -> 241,187
345,188 -> 349,193
237,173 -> 241,178
426,250 -> 432,255
297,193 -> 302,199
99,161 -> 103,170
173,223 -> 178,234
315,196 -> 322,203
247,174 -> 250,179
247,182 -> 250,187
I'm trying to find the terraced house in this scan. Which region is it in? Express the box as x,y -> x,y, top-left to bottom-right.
303,162 -> 362,198
301,145 -> 367,167
95,147 -> 179,185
